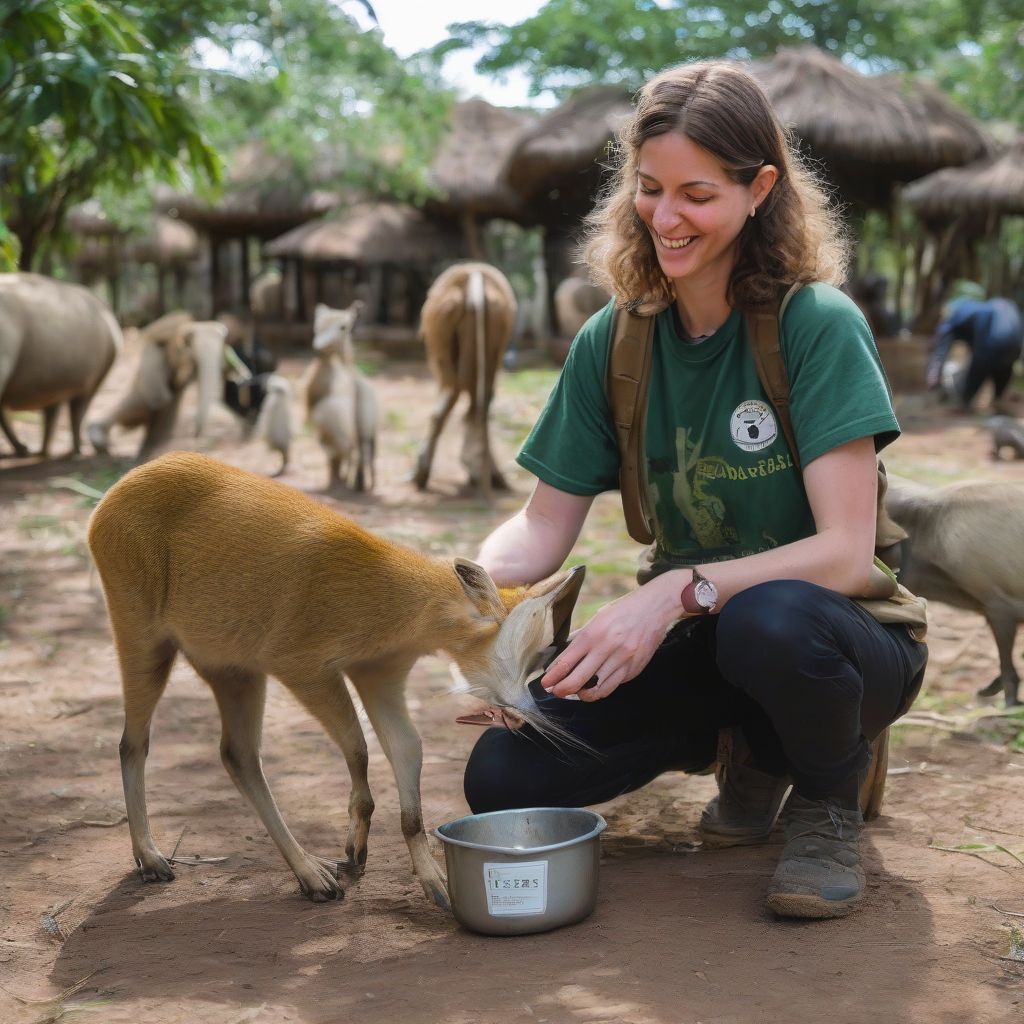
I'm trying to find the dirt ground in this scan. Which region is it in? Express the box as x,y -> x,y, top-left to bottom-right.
1,332 -> 1023,1024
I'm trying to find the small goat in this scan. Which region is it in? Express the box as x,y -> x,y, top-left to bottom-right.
413,262 -> 517,500
884,475 -> 1024,705
304,301 -> 377,490
87,451 -> 585,906
254,372 -> 293,475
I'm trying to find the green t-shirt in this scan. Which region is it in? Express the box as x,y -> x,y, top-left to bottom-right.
518,283 -> 899,570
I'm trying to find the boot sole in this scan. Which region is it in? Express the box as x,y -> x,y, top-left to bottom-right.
766,892 -> 860,919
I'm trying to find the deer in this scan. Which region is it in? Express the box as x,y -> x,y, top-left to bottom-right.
412,262 -> 517,501
87,451 -> 586,907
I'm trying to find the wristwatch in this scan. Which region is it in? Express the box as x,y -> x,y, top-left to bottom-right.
681,567 -> 718,615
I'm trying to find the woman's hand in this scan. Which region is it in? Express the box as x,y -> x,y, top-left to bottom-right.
540,571 -> 686,701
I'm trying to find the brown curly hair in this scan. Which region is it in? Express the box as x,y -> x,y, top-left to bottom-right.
581,60 -> 851,314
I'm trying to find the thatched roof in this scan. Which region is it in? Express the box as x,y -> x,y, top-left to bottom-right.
128,216 -> 200,265
901,138 -> 1024,218
66,201 -> 123,237
158,142 -> 342,238
264,202 -> 462,264
751,48 -> 991,207
498,85 -> 634,224
426,98 -> 537,222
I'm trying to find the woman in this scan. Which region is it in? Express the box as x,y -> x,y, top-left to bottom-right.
463,61 -> 927,920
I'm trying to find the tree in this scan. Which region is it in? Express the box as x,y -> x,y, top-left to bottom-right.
0,0 -> 219,270
440,0 -> 1022,122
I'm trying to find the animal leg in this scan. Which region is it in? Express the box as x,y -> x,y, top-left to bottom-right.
978,613 -> 1021,706
0,407 -> 29,457
117,635 -> 179,882
200,664 -> 344,902
137,393 -> 183,462
284,669 -> 374,874
38,403 -> 60,457
412,387 -> 458,490
347,656 -> 449,909
67,393 -> 92,456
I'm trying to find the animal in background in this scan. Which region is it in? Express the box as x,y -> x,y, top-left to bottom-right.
87,314 -> 228,461
304,301 -> 377,491
413,262 -> 517,500
87,451 -> 586,906
883,475 -> 1024,706
249,267 -> 285,320
254,372 -> 293,475
0,272 -> 122,457
553,275 -> 610,339
986,415 -> 1024,460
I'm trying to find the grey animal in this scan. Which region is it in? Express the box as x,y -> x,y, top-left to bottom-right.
884,475 -> 1024,706
0,272 -> 122,456
986,415 -> 1024,461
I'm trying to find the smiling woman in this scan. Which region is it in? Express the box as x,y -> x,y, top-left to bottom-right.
461,59 -> 929,925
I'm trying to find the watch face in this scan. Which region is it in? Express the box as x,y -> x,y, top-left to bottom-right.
695,579 -> 717,609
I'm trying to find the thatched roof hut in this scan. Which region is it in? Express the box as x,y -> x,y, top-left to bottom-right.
158,141 -> 341,239
900,139 -> 1024,219
499,85 -> 633,222
426,98 -> 536,224
128,216 -> 200,266
751,48 -> 991,208
264,202 -> 461,265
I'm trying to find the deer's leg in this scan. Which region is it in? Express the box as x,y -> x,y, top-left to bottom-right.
412,386 -> 458,490
116,635 -> 179,882
284,669 -> 374,875
347,655 -> 449,909
199,663 -> 343,902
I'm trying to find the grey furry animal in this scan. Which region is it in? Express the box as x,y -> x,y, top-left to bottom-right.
884,475 -> 1024,706
254,372 -> 292,475
986,415 -> 1024,461
0,272 -> 122,456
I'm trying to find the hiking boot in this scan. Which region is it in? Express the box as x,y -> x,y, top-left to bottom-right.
765,793 -> 865,919
699,761 -> 791,848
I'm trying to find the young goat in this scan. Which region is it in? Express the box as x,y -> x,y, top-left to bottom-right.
304,301 -> 377,490
87,452 -> 585,906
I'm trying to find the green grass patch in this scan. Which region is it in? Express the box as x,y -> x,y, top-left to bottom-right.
500,367 -> 560,396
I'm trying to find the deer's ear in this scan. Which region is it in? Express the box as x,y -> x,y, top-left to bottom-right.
453,558 -> 504,618
547,565 -> 586,646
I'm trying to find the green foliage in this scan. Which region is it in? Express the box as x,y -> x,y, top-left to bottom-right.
442,0 -> 1022,121
0,0 -> 219,269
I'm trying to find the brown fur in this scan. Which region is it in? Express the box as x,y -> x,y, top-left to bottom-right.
87,452 -> 584,906
412,262 -> 517,500
0,272 -> 122,456
884,475 -> 1024,705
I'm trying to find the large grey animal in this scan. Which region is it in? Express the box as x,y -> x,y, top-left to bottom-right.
413,262 -> 517,500
884,475 -> 1024,706
87,313 -> 227,462
0,272 -> 122,457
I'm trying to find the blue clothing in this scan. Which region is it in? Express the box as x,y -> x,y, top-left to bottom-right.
928,298 -> 1023,405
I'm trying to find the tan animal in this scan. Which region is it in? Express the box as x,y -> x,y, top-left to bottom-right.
87,452 -> 585,906
884,475 -> 1024,706
254,372 -> 293,475
553,275 -> 610,339
413,262 -> 517,499
87,314 -> 228,461
305,301 -> 377,490
0,272 -> 122,456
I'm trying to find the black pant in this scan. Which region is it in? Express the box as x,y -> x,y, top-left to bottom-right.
464,580 -> 928,813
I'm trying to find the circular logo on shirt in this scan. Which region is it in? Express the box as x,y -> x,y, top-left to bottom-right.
730,400 -> 778,452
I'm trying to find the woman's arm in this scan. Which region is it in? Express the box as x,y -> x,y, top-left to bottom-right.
542,435 -> 879,699
476,479 -> 595,586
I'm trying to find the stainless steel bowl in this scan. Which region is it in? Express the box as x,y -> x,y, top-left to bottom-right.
433,807 -> 607,936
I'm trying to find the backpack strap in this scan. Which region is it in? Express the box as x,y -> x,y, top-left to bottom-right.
744,282 -> 803,468
607,306 -> 657,545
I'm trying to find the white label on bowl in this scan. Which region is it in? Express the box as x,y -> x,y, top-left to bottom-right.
483,860 -> 548,916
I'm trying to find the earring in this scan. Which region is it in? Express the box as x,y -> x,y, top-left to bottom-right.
749,205 -> 757,218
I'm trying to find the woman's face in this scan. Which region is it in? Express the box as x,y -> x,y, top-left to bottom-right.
634,132 -> 776,297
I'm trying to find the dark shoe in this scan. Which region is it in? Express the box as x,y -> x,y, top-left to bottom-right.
766,793 -> 865,919
699,761 -> 791,848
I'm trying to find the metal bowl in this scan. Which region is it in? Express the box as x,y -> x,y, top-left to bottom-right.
433,807 -> 607,936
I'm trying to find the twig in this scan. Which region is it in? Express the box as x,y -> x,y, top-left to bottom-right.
967,821 -> 1024,841
168,824 -> 188,862
929,844 -> 1024,872
1,969 -> 101,1006
990,905 -> 1024,918
63,815 -> 127,830
169,856 -> 228,865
